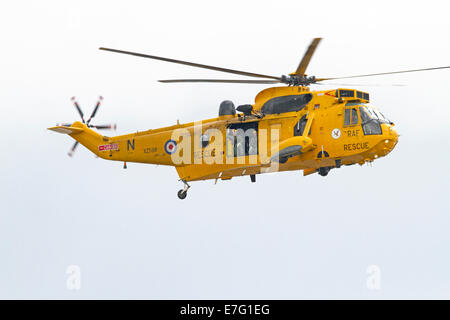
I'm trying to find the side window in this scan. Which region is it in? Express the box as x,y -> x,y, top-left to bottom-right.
345,108 -> 359,126
351,108 -> 359,125
199,133 -> 209,148
359,106 -> 371,123
344,109 -> 351,126
294,114 -> 308,136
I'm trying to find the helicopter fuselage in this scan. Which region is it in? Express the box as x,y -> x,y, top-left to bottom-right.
52,86 -> 398,182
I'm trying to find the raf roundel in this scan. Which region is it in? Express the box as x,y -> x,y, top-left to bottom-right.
331,128 -> 341,139
164,140 -> 177,154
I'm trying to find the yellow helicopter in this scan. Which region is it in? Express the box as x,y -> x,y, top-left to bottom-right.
48,38 -> 450,199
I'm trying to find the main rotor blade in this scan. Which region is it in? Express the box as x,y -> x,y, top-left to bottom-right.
99,47 -> 282,80
313,82 -> 406,87
317,66 -> 450,81
295,38 -> 322,77
158,79 -> 281,84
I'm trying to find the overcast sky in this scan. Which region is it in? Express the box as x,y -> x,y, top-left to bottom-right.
1,0 -> 450,299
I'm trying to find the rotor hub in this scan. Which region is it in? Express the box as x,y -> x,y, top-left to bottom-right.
281,75 -> 316,86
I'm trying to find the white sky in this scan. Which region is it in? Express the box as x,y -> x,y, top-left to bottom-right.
1,0 -> 450,299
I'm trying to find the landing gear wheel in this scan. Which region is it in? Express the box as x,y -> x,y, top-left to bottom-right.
318,167 -> 330,177
177,180 -> 190,200
177,189 -> 187,200
279,157 -> 288,164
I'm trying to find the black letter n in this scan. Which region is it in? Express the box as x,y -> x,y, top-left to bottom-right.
127,139 -> 135,151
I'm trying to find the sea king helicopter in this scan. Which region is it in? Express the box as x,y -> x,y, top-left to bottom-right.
48,38 -> 450,199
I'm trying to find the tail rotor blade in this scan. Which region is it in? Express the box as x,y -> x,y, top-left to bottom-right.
68,141 -> 79,157
86,96 -> 103,125
71,97 -> 85,123
63,96 -> 113,157
90,124 -> 116,130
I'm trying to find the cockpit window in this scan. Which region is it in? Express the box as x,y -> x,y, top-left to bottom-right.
351,109 -> 358,125
345,108 -> 359,126
360,107 -> 376,122
360,106 -> 390,124
373,109 -> 390,123
367,108 -> 377,119
359,107 -> 370,123
359,106 -> 382,135
344,109 -> 351,125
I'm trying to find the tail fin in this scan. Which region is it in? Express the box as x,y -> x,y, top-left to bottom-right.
48,121 -> 108,158
48,126 -> 84,135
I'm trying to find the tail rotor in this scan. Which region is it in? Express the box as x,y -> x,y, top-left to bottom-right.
58,96 -> 117,157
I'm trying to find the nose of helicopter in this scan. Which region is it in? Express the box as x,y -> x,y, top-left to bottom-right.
368,124 -> 398,161
380,124 -> 399,156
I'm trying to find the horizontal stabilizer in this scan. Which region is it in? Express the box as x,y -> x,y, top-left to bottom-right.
47,126 -> 84,134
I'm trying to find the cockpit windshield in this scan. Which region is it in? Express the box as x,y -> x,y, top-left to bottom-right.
360,106 -> 390,124
373,109 -> 390,124
359,106 -> 377,123
359,106 -> 390,123
359,106 -> 382,135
